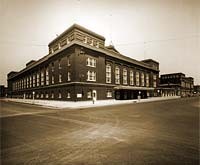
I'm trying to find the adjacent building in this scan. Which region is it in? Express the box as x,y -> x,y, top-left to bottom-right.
7,24 -> 159,101
0,85 -> 7,97
159,73 -> 194,97
194,85 -> 200,95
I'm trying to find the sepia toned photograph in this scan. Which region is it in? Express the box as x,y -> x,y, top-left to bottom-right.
0,0 -> 199,164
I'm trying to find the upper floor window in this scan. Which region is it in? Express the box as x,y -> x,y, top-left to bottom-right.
67,58 -> 70,66
106,64 -> 111,83
58,59 -> 62,69
33,74 -> 36,87
86,57 -> 96,67
123,68 -> 127,85
136,72 -> 140,86
41,70 -> 44,86
141,73 -> 145,86
51,62 -> 54,72
59,73 -> 62,83
51,75 -> 54,84
130,70 -> 134,85
146,74 -> 149,87
115,66 -> 120,84
46,68 -> 49,85
68,72 -> 71,81
37,72 -> 40,87
153,74 -> 157,87
26,77 -> 29,88
30,76 -> 32,88
87,71 -> 96,81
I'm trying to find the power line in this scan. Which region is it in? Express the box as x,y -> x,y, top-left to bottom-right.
0,40 -> 47,47
115,35 -> 200,46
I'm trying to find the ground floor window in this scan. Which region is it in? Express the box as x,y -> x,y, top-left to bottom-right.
58,92 -> 62,99
51,92 -> 54,99
106,90 -> 112,98
87,91 -> 92,98
41,93 -> 44,98
45,93 -> 49,98
67,92 -> 71,98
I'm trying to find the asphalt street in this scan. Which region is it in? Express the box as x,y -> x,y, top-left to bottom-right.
0,97 -> 199,165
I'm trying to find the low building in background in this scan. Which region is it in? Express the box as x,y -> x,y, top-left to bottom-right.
193,85 -> 200,95
159,73 -> 194,97
7,24 -> 159,101
0,85 -> 7,97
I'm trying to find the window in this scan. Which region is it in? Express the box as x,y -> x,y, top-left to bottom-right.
36,93 -> 39,98
51,92 -> 54,99
67,92 -> 71,98
37,72 -> 40,86
141,73 -> 144,86
59,74 -> 62,83
68,72 -> 71,81
87,91 -> 92,98
86,57 -> 96,67
45,93 -> 49,98
106,90 -> 112,98
46,68 -> 49,85
58,92 -> 62,99
136,72 -> 140,86
24,78 -> 26,89
41,93 -> 44,98
51,62 -> 54,72
106,64 -> 111,83
58,59 -> 62,69
52,75 -> 54,84
115,66 -> 120,84
130,70 -> 134,85
123,68 -> 127,85
153,75 -> 157,87
41,70 -> 44,86
146,74 -> 149,87
67,58 -> 70,66
30,76 -> 32,88
87,71 -> 96,81
27,77 -> 29,88
33,74 -> 35,87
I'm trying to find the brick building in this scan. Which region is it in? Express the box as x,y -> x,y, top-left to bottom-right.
159,73 -> 194,97
7,24 -> 159,101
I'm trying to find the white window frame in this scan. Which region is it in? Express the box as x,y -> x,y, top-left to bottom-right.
106,64 -> 111,83
123,68 -> 127,85
136,72 -> 140,86
130,70 -> 134,85
87,71 -> 96,82
86,57 -> 96,67
141,72 -> 145,87
106,90 -> 112,98
115,66 -> 120,84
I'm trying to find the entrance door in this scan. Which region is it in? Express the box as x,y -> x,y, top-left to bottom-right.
92,90 -> 97,100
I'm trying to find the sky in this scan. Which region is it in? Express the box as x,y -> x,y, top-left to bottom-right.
0,0 -> 199,86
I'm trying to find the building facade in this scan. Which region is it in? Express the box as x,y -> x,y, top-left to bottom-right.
7,24 -> 159,101
159,73 -> 194,97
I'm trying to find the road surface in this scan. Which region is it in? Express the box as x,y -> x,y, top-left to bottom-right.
0,97 -> 199,165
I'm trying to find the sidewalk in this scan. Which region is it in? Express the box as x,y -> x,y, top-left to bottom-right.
3,96 -> 181,109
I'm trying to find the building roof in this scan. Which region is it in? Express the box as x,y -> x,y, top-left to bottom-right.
8,40 -> 159,80
48,24 -> 105,46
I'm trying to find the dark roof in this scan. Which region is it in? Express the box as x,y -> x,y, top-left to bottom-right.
161,73 -> 185,76
105,45 -> 120,53
48,24 -> 105,46
142,59 -> 159,64
8,40 -> 159,80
